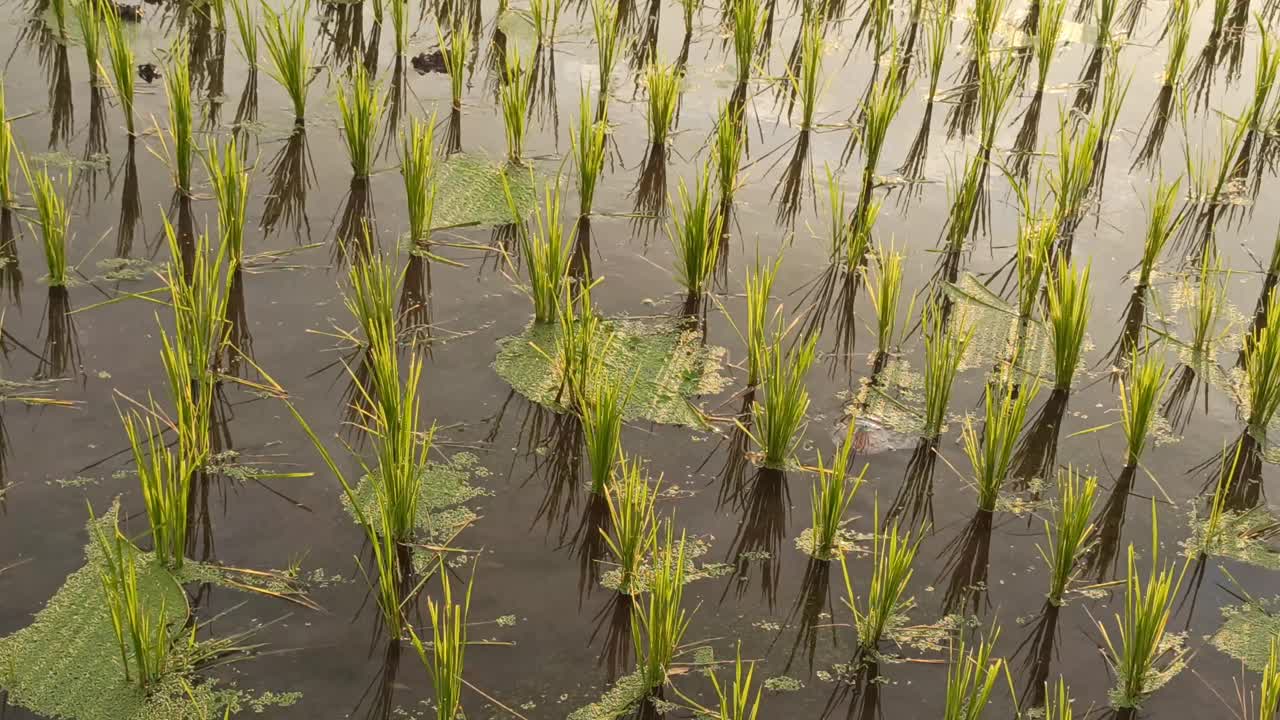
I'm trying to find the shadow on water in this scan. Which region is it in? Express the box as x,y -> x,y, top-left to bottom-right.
114,138 -> 143,258
47,44 -> 74,149
333,178 -> 377,269
1012,389 -> 1069,492
1085,465 -> 1137,582
820,659 -> 883,720
36,287 -> 79,380
261,129 -> 314,241
351,636 -> 402,720
589,591 -> 634,683
720,466 -> 790,612
1009,90 -> 1043,183
399,254 -> 434,351
0,210 -> 22,307
1012,601 -> 1060,709
570,492 -> 612,603
937,508 -> 994,615
224,267 -> 254,377
631,142 -> 667,244
888,439 -> 938,530
771,130 -> 812,230
524,405 -> 583,542
778,556 -> 836,674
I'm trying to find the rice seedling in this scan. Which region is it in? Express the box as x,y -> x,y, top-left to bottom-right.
344,250 -> 397,357
582,377 -> 626,495
1047,256 -> 1091,389
1258,639 -> 1280,719
571,88 -> 608,217
749,333 -> 817,469
164,47 -> 195,195
122,408 -> 199,571
338,65 -> 383,178
1098,508 -> 1187,708
731,0 -> 765,85
922,304 -> 973,438
841,506 -> 923,652
592,0 -> 621,106
863,241 -> 908,357
645,62 -> 681,146
102,7 -> 135,134
669,165 -> 723,298
408,571 -> 473,720
825,169 -> 870,268
1162,0 -> 1191,88
942,152 -> 984,250
978,53 -> 1020,153
499,49 -> 531,164
401,115 -> 437,247
678,0 -> 699,35
205,137 -> 249,267
745,254 -> 781,387
963,378 -> 1039,511
1039,467 -> 1098,605
530,0 -> 561,46
522,183 -> 573,323
94,517 -> 172,688
229,0 -> 257,65
261,0 -> 311,124
437,22 -> 471,110
1186,250 -> 1229,357
1136,179 -> 1182,288
0,83 -> 12,208
809,422 -> 866,558
632,523 -> 691,689
1094,0 -> 1119,45
602,455 -> 659,594
856,59 -> 905,206
389,0 -> 408,56
713,101 -> 744,204
366,350 -> 435,546
48,0 -> 68,37
709,644 -> 762,720
554,281 -> 613,411
1049,111 -> 1100,229
923,1 -> 950,101
1034,0 -> 1068,92
1014,210 -> 1054,319
943,629 -> 1005,720
1043,677 -> 1075,719
75,0 -> 102,86
1118,348 -> 1168,467
787,16 -> 824,130
1243,288 -> 1280,431
18,154 -> 71,288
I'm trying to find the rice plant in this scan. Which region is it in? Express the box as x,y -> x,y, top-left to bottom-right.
1046,256 -> 1091,390
1039,467 -> 1098,605
523,184 -> 573,323
437,22 -> 471,110
555,283 -> 611,411
0,83 -> 12,208
164,47 -> 194,195
1136,179 -> 1182,287
1098,509 -> 1187,708
602,455 -> 659,594
205,137 -> 249,266
230,0 -> 257,65
749,333 -> 817,468
632,523 -> 691,689
102,7 -> 135,134
94,518 -> 171,688
713,101 -> 744,204
571,88 -> 608,217
389,0 -> 408,56
863,242 -> 907,357
592,0 -> 621,105
122,408 -> 198,571
261,0 -> 311,124
826,170 -> 872,268
669,165 -> 723,298
645,62 -> 681,146
582,377 -> 626,495
1259,639 -> 1280,719
710,644 -> 762,720
401,115 -> 437,247
1014,211 -> 1054,319
943,629 -> 1005,720
1162,0 -> 1191,88
49,0 -> 68,37
964,379 -> 1039,511
841,507 -> 923,652
408,571 -> 473,720
678,0 -> 699,36
75,0 -> 102,86
1244,288 -> 1280,431
745,255 -> 781,387
18,154 -> 71,288
1119,348 -> 1168,467
367,352 -> 435,546
1186,250 -> 1229,357
809,423 -> 866,558
924,2 -> 950,101
858,58 -> 906,189
338,65 -> 383,178
922,304 -> 973,438
344,250 -> 398,356
1050,110 -> 1101,227
977,49 -> 1020,152
1043,677 -> 1075,720
1034,0 -> 1068,92
499,49 -> 531,164
530,0 -> 561,46
731,0 -> 765,85
787,16 -> 824,130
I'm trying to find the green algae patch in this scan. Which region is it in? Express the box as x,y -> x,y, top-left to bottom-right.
566,669 -> 650,720
944,273 -> 1068,383
1212,599 -> 1280,671
494,317 -> 731,428
599,535 -> 732,593
431,154 -> 536,230
1182,504 -> 1280,570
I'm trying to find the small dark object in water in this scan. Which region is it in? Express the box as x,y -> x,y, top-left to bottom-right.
411,51 -> 447,75
137,63 -> 160,84
113,2 -> 143,21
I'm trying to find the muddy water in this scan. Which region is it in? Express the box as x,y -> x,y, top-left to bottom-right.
0,0 -> 1277,716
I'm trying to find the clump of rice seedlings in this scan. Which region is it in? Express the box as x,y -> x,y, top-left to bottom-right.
555,283 -> 611,411
749,333 -> 818,468
344,250 -> 397,356
857,57 -> 906,193
1257,639 -> 1280,719
0,83 -> 12,208
1161,0 -> 1191,88
205,137 -> 249,267
713,101 -> 744,205
1098,509 -> 1187,708
18,155 -> 71,287
437,22 -> 471,110
669,165 -> 723,298
102,7 -> 135,134
1135,179 -> 1182,288
787,17 -> 824,130
388,0 -> 408,56
977,50 -> 1020,156
592,0 -> 621,108
809,423 -> 866,558
1186,250 -> 1229,357
745,254 -> 781,387
923,1 -> 950,101
710,644 -> 762,720
229,0 -> 257,65
401,115 -> 437,247
1034,0 -> 1068,92
1119,348 -> 1168,468
499,49 -> 531,164
94,518 -> 171,688
122,409 -> 199,570
408,572 -> 472,720
1050,110 -> 1101,228
922,304 -> 973,438
841,507 -> 923,652
75,0 -> 102,85
731,0 -> 765,85
632,523 -> 691,689
825,170 -> 872,269
338,65 -> 382,178
863,241 -> 908,358
602,455 -> 659,594
523,184 -> 573,323
645,62 -> 681,146
1043,677 -> 1075,719
964,379 -> 1039,511
944,629 -> 1005,720
261,0 -> 311,124
571,88 -> 608,218
530,0 -> 561,46
1047,256 -> 1091,389
1093,0 -> 1119,45
1039,467 -> 1098,605
582,378 -> 626,495
1243,288 -> 1280,431
163,47 -> 194,195
1014,210 -> 1054,320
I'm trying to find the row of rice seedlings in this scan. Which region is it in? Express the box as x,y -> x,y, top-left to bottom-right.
1187,250 -> 1229,356
1034,0 -> 1068,93
75,0 -> 102,85
1135,179 -> 1183,288
1039,467 -> 1098,605
787,17 -> 825,131
338,66 -> 383,178
205,137 -> 249,266
122,408 -> 197,570
437,22 -> 471,110
603,455 -> 659,593
731,0 -> 766,85
94,517 -> 172,688
344,250 -> 398,359
809,422 -> 865,558
709,644 -> 762,720
17,154 -> 71,287
401,115 -> 437,247
669,165 -> 723,298
964,379 -> 1038,511
0,82 -> 10,207
1119,348 -> 1167,468
500,50 -> 531,164
592,0 -> 621,112
102,6 -> 136,134
262,0 -> 311,124
922,305 -> 973,437
943,629 -> 1005,720
632,523 -> 691,689
971,0 -> 1007,57
645,62 -> 681,146
1047,257 -> 1091,389
408,572 -> 472,720
230,0 -> 257,65
1244,288 -> 1280,431
530,0 -> 561,46
864,242 -> 909,358
1098,509 -> 1187,708
571,89 -> 608,217
1248,23 -> 1280,135
582,376 -> 626,494
841,507 -> 923,652
745,254 -> 781,387
164,46 -> 195,195
749,333 -> 818,468
713,101 -> 744,206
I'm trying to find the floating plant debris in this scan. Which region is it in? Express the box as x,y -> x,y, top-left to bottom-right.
431,153 -> 536,230
944,273 -> 1062,382
1212,599 -> 1280,672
